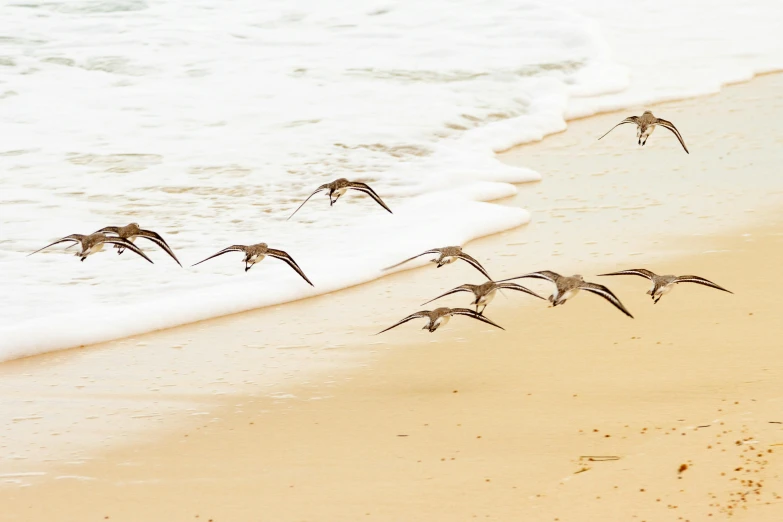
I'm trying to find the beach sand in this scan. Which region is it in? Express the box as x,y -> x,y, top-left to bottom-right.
2,74 -> 782,521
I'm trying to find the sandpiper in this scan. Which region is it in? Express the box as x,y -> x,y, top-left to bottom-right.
376,307 -> 504,334
598,268 -> 732,304
94,223 -> 181,266
191,243 -> 314,285
598,111 -> 689,153
287,178 -> 392,220
29,233 -> 153,263
498,271 -> 633,318
422,280 -> 544,315
383,246 -> 492,280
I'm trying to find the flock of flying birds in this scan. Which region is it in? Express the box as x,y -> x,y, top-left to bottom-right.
29,110 -> 730,335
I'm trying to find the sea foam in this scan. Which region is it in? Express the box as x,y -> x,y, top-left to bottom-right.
0,0 -> 780,360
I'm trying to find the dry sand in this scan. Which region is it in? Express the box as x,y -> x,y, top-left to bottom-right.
2,74 -> 783,521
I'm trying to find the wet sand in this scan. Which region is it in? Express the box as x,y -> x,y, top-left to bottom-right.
2,74 -> 782,521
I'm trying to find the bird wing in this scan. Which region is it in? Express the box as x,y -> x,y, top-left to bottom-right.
420,284 -> 475,306
286,184 -> 330,220
266,248 -> 315,286
191,245 -> 247,267
137,229 -> 182,267
654,118 -> 689,153
382,249 -> 443,271
348,182 -> 393,214
375,311 -> 431,335
28,235 -> 83,256
495,282 -> 545,300
101,237 -> 154,264
455,251 -> 492,280
93,226 -> 121,235
450,308 -> 505,330
497,270 -> 559,284
578,282 -> 634,318
598,269 -> 656,281
673,275 -> 732,294
597,116 -> 640,140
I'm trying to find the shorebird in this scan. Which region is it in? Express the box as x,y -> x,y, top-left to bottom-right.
422,280 -> 544,315
498,271 -> 633,318
376,307 -> 504,334
191,243 -> 314,285
287,178 -> 392,220
598,111 -> 689,153
29,233 -> 153,263
598,269 -> 732,304
93,223 -> 181,266
383,246 -> 491,280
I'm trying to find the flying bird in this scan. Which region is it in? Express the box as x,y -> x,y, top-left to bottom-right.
498,271 -> 633,318
383,246 -> 491,280
598,268 -> 731,303
191,242 -> 313,285
94,223 -> 181,266
376,307 -> 504,334
29,233 -> 153,263
422,280 -> 544,315
598,111 -> 689,153
287,178 -> 392,220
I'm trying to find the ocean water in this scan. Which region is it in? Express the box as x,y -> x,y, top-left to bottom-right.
0,0 -> 780,360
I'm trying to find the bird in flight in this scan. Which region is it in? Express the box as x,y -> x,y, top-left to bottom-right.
29,233 -> 153,263
94,223 -> 181,266
287,178 -> 392,220
383,246 -> 491,280
376,307 -> 504,334
498,271 -> 633,318
598,111 -> 689,153
191,242 -> 313,285
421,280 -> 544,315
598,268 -> 731,303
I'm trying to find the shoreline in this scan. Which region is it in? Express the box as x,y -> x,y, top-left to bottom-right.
2,73 -> 783,520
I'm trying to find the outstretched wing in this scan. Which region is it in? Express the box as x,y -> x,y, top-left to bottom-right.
421,284 -> 475,306
598,269 -> 656,281
382,249 -> 442,271
267,248 -> 315,286
497,270 -> 559,284
137,229 -> 182,267
101,237 -> 154,264
375,311 -> 430,335
93,226 -> 121,235
597,116 -> 640,141
456,251 -> 492,280
654,118 -> 689,154
348,182 -> 393,214
578,282 -> 634,318
286,184 -> 330,220
191,245 -> 247,267
673,275 -> 732,294
450,308 -> 505,330
495,282 -> 545,300
28,234 -> 83,256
